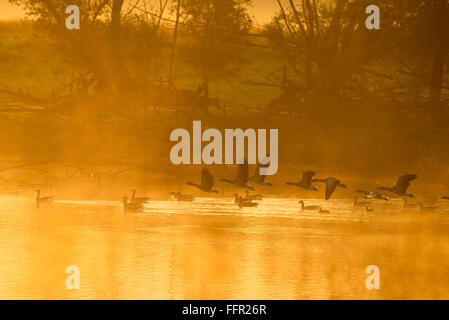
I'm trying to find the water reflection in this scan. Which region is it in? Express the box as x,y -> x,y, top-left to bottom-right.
0,196 -> 448,299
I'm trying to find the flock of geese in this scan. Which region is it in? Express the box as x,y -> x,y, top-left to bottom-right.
35,162 -> 449,214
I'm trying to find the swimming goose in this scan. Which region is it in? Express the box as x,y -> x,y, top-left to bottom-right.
356,190 -> 389,201
353,196 -> 371,207
187,168 -> 219,193
286,171 -> 318,191
35,190 -> 54,208
220,160 -> 255,191
365,205 -> 375,213
249,164 -> 273,186
237,200 -> 258,209
313,177 -> 347,200
298,200 -> 320,211
122,196 -> 144,213
298,201 -> 329,213
169,192 -> 194,202
379,174 -> 417,197
130,189 -> 150,204
441,196 -> 449,200
233,194 -> 258,208
244,190 -> 264,201
418,202 -> 438,213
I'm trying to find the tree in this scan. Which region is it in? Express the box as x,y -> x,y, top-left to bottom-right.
180,0 -> 252,112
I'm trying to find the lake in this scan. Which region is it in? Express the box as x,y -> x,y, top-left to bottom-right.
0,196 -> 448,299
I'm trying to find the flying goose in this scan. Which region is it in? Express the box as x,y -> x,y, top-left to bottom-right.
313,177 -> 347,200
249,164 -> 273,186
187,168 -> 219,193
122,196 -> 144,213
130,189 -> 150,204
353,196 -> 371,207
356,190 -> 389,201
244,190 -> 264,201
220,160 -> 255,191
286,171 -> 318,191
169,192 -> 194,202
35,190 -> 54,208
379,174 -> 417,197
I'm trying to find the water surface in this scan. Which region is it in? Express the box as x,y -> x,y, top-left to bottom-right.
0,196 -> 449,299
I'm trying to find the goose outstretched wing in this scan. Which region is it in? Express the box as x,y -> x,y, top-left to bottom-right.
236,160 -> 249,184
325,178 -> 339,200
394,174 -> 417,194
201,168 -> 214,189
301,171 -> 316,186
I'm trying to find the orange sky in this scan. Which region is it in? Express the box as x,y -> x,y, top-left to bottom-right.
0,0 -> 278,23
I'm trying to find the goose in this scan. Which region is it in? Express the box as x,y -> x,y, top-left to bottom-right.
130,189 -> 150,204
441,196 -> 449,200
220,160 -> 255,191
356,190 -> 389,201
233,193 -> 240,204
298,200 -> 320,211
298,201 -> 330,213
122,196 -> 144,213
353,196 -> 371,207
313,177 -> 347,200
286,171 -> 318,191
403,198 -> 420,208
379,174 -> 417,197
35,190 -> 54,208
233,194 -> 258,208
364,205 -> 375,213
237,200 -> 258,209
418,202 -> 438,213
169,192 -> 194,202
244,190 -> 264,201
187,168 -> 219,193
249,164 -> 273,186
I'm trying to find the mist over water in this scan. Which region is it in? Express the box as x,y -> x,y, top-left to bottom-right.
1,196 -> 449,299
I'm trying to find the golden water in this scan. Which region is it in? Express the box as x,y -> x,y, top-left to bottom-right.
0,196 -> 449,299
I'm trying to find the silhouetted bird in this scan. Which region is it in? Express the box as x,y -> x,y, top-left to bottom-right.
379,174 -> 417,197
169,192 -> 194,202
298,201 -> 329,213
187,168 -> 219,193
313,177 -> 347,200
298,200 -> 320,211
233,194 -> 258,208
35,190 -> 54,208
220,160 -> 255,191
122,197 -> 143,213
131,189 -> 150,204
441,196 -> 449,200
286,171 -> 318,191
356,190 -> 389,201
249,164 -> 273,186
